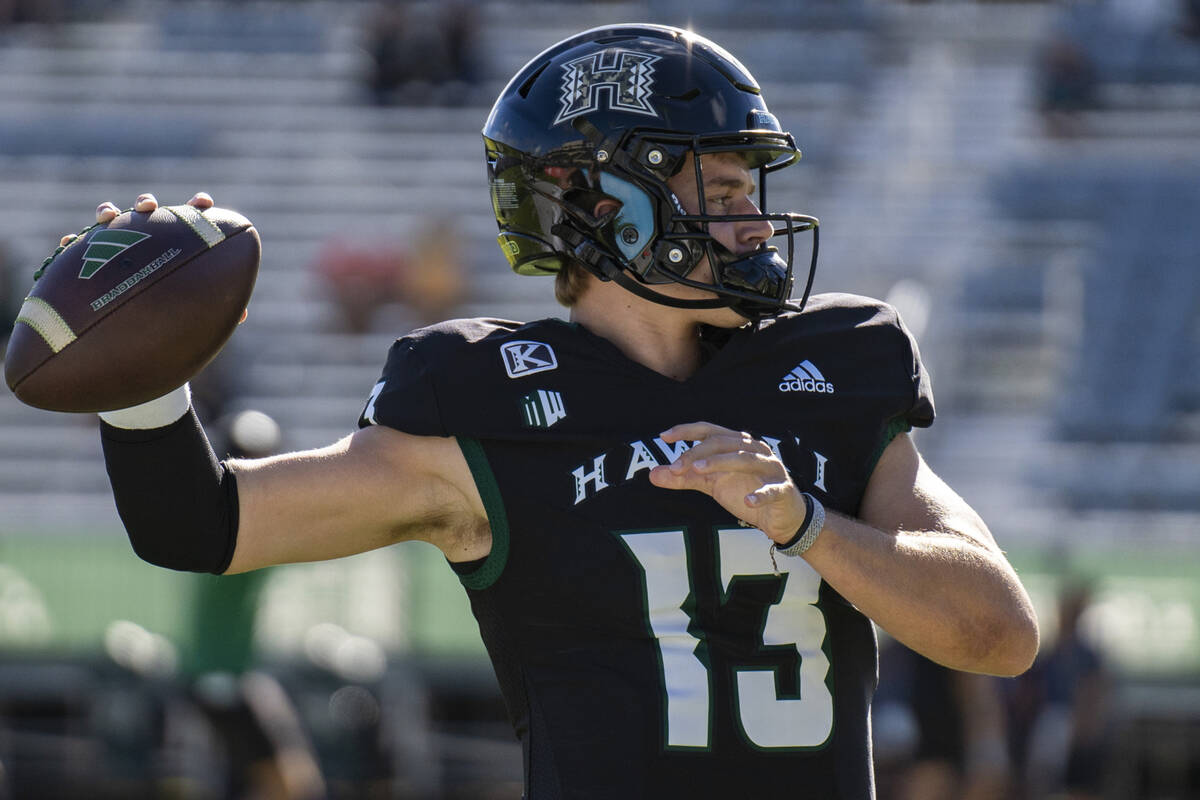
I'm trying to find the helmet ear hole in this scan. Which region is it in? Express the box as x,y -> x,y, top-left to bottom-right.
592,197 -> 622,220
597,173 -> 657,264
562,188 -> 618,228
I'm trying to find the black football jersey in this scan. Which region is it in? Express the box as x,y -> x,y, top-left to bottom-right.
359,293 -> 934,799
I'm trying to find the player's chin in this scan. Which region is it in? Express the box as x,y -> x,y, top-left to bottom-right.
679,268 -> 755,327
702,304 -> 755,329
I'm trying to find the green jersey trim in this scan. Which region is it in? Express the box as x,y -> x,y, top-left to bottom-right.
866,416 -> 911,478
455,437 -> 510,591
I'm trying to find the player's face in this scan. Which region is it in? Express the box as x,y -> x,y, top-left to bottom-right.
662,153 -> 775,324
666,152 -> 774,257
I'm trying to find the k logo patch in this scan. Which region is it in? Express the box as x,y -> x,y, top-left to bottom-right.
501,340 -> 558,378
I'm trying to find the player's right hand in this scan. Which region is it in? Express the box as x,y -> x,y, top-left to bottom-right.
58,192 -> 215,248
60,192 -> 245,324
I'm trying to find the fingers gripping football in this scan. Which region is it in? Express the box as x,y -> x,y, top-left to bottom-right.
648,422 -> 808,545
91,191 -> 213,226
95,194 -> 244,325
7,191 -> 258,412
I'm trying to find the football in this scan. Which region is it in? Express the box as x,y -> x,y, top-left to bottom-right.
4,204 -> 260,413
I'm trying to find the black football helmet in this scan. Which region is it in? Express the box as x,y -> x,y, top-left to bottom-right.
482,23 -> 819,320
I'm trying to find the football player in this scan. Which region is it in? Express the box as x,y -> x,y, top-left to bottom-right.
94,24 -> 1037,798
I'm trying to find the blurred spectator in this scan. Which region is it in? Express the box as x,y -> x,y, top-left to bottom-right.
1008,582 -> 1111,800
364,0 -> 482,105
438,1 -> 482,87
188,410 -> 328,800
1045,0 -> 1200,94
190,669 -> 326,800
902,656 -> 1011,800
365,1 -> 413,104
0,0 -> 61,29
1012,582 -> 1104,800
1184,0 -> 1200,38
0,241 -> 20,358
190,344 -> 250,433
875,643 -> 1013,800
314,220 -> 466,333
1036,36 -> 1098,138
404,218 -> 468,326
315,238 -> 410,334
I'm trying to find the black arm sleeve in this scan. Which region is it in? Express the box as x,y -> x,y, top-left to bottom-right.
100,407 -> 239,574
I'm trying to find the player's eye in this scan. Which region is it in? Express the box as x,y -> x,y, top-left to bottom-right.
705,194 -> 733,211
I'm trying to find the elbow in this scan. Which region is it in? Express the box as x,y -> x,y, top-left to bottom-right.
998,579 -> 1041,676
122,514 -> 237,575
991,612 -> 1040,677
966,601 -> 1041,677
126,531 -> 215,574
963,561 -> 1042,677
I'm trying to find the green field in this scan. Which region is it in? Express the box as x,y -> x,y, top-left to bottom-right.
0,532 -> 488,672
1,533 -> 1196,677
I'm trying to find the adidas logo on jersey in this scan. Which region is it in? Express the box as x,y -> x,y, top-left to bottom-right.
779,360 -> 835,394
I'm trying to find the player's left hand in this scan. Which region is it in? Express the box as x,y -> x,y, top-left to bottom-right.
649,421 -> 808,545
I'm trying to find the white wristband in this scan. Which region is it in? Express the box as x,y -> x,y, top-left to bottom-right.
766,494 -> 826,575
98,384 -> 192,430
775,494 -> 825,558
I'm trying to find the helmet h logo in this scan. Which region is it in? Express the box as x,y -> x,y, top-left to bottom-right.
554,49 -> 661,125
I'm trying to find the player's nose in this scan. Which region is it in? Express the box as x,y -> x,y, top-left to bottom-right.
733,203 -> 775,254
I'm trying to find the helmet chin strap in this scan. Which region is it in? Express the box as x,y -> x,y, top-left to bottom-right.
557,222 -> 789,315
599,259 -> 729,310
556,222 -> 728,310
576,241 -> 724,309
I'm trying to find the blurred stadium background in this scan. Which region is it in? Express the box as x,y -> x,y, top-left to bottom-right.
1,0 -> 1198,797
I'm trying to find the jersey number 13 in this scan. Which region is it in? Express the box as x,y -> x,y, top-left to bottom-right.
619,527 -> 834,750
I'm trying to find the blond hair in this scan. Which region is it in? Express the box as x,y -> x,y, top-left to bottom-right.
554,261 -> 592,307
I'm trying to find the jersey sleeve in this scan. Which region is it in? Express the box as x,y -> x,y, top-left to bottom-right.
806,295 -> 935,480
358,335 -> 447,435
356,317 -> 529,436
790,293 -> 936,432
896,307 -> 935,430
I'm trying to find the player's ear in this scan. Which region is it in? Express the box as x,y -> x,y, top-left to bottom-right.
593,198 -> 621,218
